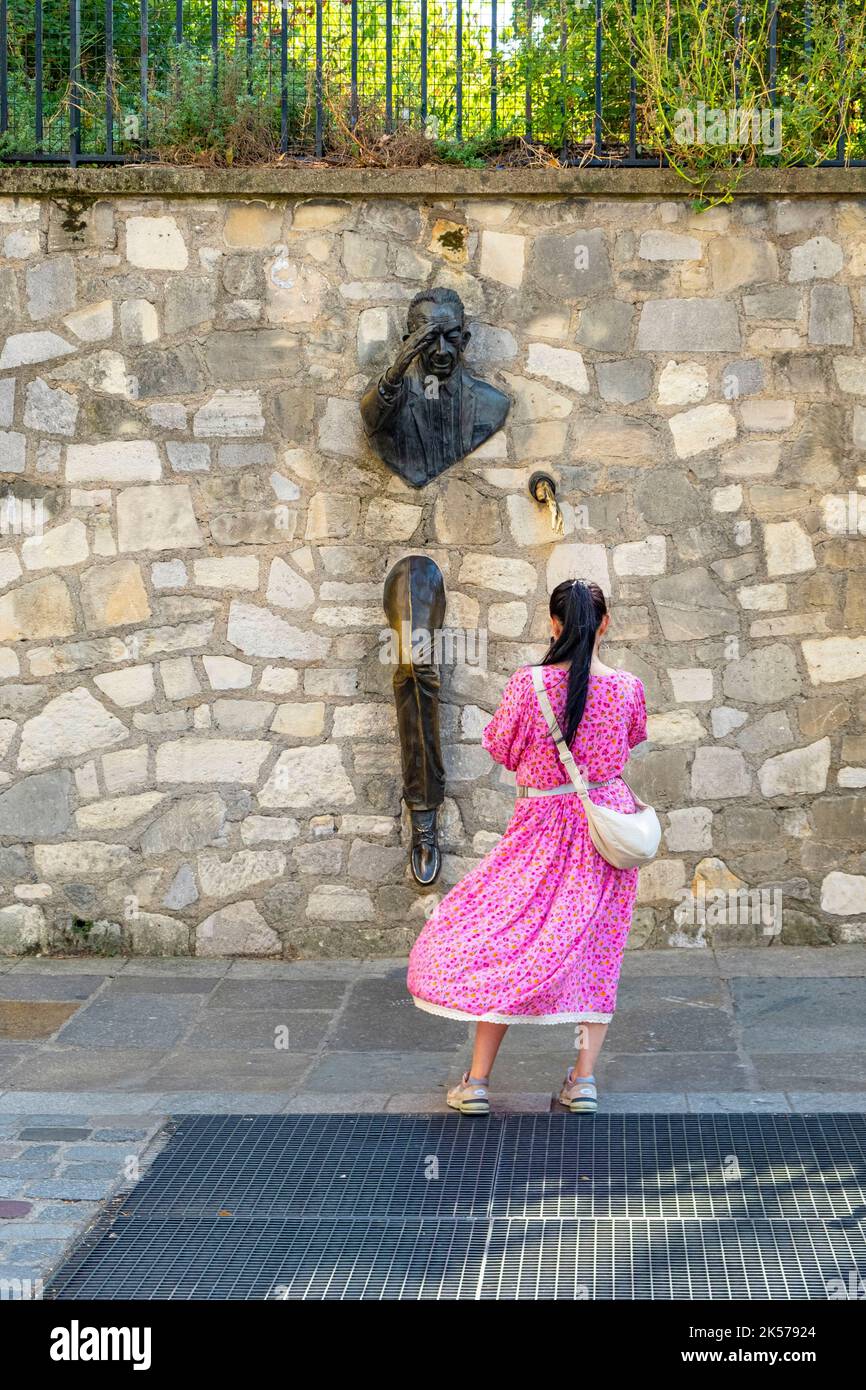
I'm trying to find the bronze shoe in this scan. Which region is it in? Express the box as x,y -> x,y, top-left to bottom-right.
410,808 -> 441,886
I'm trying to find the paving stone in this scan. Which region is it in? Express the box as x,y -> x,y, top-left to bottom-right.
0,1095 -> 155,1117
686,1093 -> 790,1113
301,1051 -> 461,1092
184,1009 -> 332,1051
732,977 -> 866,1052
119,958 -> 228,977
206,979 -> 348,1009
37,1202 -> 102,1223
104,976 -> 218,995
330,972 -> 466,1050
597,1093 -> 689,1113
6,1049 -> 170,1088
785,1092 -> 866,1112
0,1001 -> 80,1039
0,976 -> 106,1002
88,1129 -> 152,1143
282,1092 -> 393,1113
8,959 -> 129,974
60,1162 -> 127,1182
61,1143 -> 136,1162
5,1237 -> 72,1262
13,1129 -> 92,1142
140,1050 -> 312,1091
21,1177 -> 118,1200
751,1053 -> 866,1090
0,1162 -> 57,1181
33,995 -> 202,1052
0,1200 -> 33,1218
603,1050 -> 750,1095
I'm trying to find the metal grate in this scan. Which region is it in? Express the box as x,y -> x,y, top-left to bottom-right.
49,1216 -> 489,1301
47,1114 -> 866,1301
493,1114 -> 866,1221
480,1218 -> 866,1301
113,1113 -> 504,1221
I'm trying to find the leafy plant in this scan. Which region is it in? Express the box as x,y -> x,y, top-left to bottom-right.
609,0 -> 866,206
0,0 -> 863,173
145,38 -> 307,165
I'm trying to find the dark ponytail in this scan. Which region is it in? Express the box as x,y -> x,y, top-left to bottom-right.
542,579 -> 607,745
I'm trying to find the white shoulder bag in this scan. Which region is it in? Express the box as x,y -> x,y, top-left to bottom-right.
530,666 -> 661,870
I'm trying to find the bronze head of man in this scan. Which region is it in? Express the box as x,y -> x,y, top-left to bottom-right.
360,286 -> 510,488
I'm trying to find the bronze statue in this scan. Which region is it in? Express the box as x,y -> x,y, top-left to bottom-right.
361,287 -> 510,488
383,555 -> 446,886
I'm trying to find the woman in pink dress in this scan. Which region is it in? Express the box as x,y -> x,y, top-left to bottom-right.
407,578 -> 647,1115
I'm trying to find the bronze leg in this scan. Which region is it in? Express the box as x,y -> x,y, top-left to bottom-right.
383,555 -> 446,885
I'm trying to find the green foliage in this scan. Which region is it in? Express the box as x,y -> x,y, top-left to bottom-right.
0,0 -> 863,179
145,39 -> 308,164
611,0 -> 866,205
432,136 -> 496,168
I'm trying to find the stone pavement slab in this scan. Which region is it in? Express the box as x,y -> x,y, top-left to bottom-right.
0,1111 -> 166,1294
8,1048 -> 170,1089
751,1053 -> 865,1090
732,977 -> 866,1052
53,993 -> 203,1048
0,949 -> 862,1112
0,975 -> 108,1000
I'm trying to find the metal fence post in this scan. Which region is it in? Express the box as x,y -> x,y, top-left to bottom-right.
525,0 -> 533,143
280,0 -> 288,151
594,0 -> 602,157
140,0 -> 149,150
421,0 -> 428,129
70,0 -> 82,166
628,0 -> 637,163
490,0 -> 498,136
315,0 -> 323,156
105,0 -> 114,157
211,0 -> 219,97
456,0 -> 463,143
350,0 -> 359,131
0,0 -> 7,140
35,0 -> 44,149
246,0 -> 254,94
836,0 -> 846,165
559,0 -> 567,158
768,0 -> 778,106
385,0 -> 393,133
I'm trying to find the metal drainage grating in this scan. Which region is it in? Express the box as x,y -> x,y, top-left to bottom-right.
47,1113 -> 866,1301
48,1217 -> 489,1302
111,1113 -> 505,1221
479,1218 -> 866,1301
493,1113 -> 866,1220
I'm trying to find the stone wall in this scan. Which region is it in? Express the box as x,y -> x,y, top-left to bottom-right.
0,178 -> 865,957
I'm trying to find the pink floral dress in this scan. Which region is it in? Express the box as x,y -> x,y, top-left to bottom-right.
407,665 -> 647,1025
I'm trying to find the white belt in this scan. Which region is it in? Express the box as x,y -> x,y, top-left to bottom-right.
516,776 -> 619,798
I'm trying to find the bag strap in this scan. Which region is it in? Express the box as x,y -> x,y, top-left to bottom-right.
530,666 -> 590,802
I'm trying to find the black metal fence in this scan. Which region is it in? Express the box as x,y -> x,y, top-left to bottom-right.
0,1 -> 863,166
